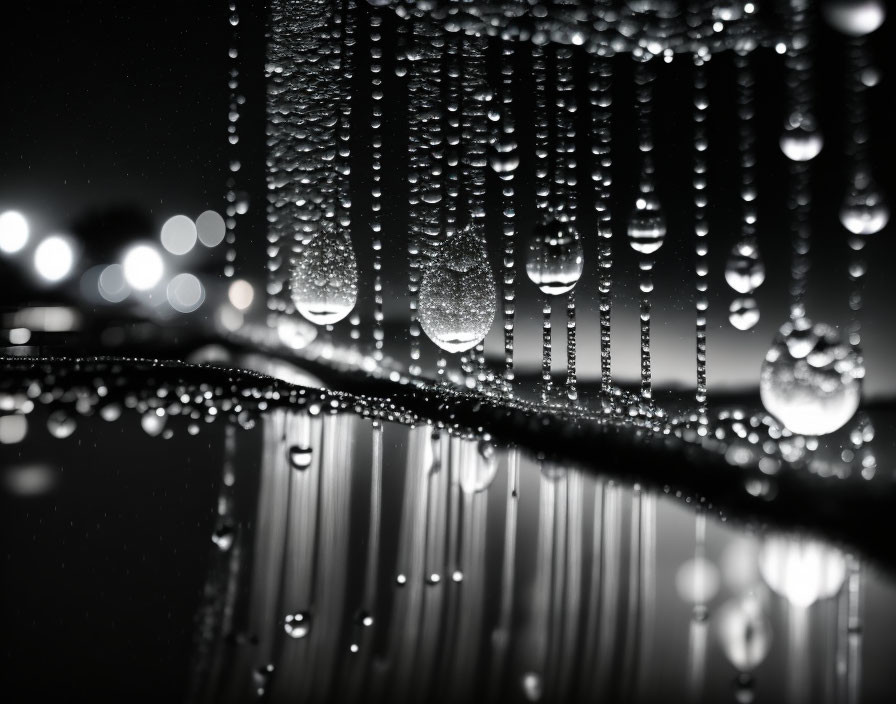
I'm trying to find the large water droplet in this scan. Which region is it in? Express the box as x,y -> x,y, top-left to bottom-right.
840,177 -> 890,235
283,612 -> 311,639
779,115 -> 823,162
525,219 -> 584,295
760,319 -> 863,436
627,195 -> 666,255
821,0 -> 886,36
289,223 -> 358,326
418,223 -> 496,354
725,241 -> 765,294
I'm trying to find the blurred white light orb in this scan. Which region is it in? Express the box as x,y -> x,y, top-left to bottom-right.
196,210 -> 227,247
160,214 -> 198,255
228,279 -> 255,310
34,235 -> 75,282
0,210 -> 29,254
98,264 -> 130,303
0,414 -> 28,444
167,273 -> 205,313
759,535 -> 846,607
675,557 -> 721,605
123,245 -> 164,291
716,593 -> 772,672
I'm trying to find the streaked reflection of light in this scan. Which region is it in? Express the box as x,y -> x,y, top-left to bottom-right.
228,279 -> 254,310
8,328 -> 31,345
167,273 -> 205,313
34,235 -> 75,282
123,244 -> 164,291
0,414 -> 28,444
0,210 -> 29,254
3,463 -> 58,496
759,535 -> 846,607
196,209 -> 226,247
161,214 -> 198,255
98,263 -> 130,303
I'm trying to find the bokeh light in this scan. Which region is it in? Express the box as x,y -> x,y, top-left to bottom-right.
228,279 -> 254,310
98,263 -> 130,303
0,210 -> 29,254
0,414 -> 28,444
160,214 -> 198,255
33,235 -> 75,282
196,209 -> 226,247
122,244 -> 164,291
167,273 -> 205,313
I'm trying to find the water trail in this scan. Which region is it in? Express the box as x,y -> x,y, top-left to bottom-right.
590,57 -> 614,398
685,512 -> 709,702
339,0 -> 358,342
692,54 -> 709,433
369,11 -> 385,361
224,2 -> 242,279
498,44 -> 517,392
628,56 -> 665,405
726,50 -> 763,331
533,44 -> 552,403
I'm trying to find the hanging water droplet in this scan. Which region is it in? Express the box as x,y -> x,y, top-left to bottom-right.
627,195 -> 666,255
525,219 -> 584,295
760,319 -> 863,436
289,222 -> 358,326
780,114 -> 823,162
489,136 -> 519,178
459,439 -> 498,493
729,298 -> 760,331
288,445 -> 312,470
99,404 -> 122,422
821,0 -> 886,36
253,664 -> 274,698
839,175 -> 890,235
47,410 -> 76,439
725,241 -> 765,294
283,612 -> 311,639
212,519 -> 235,551
418,223 -> 496,354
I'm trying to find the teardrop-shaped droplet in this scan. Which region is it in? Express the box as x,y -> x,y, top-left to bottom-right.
729,297 -> 760,331
283,611 -> 311,639
289,223 -> 358,326
716,593 -> 772,672
725,240 -> 765,294
47,410 -> 76,439
489,136 -> 519,178
780,114 -> 823,162
627,195 -> 666,255
418,223 -> 496,354
525,219 -> 584,295
289,445 -> 312,470
760,318 -> 863,436
460,439 -> 498,493
821,0 -> 886,36
840,176 -> 890,235
758,535 -> 846,607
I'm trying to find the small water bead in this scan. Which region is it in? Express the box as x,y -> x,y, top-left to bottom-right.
840,177 -> 890,235
288,445 -> 312,470
289,222 -> 359,326
524,219 -> 584,295
418,223 -> 496,354
729,297 -> 759,331
283,612 -> 311,639
627,195 -> 666,255
725,241 -> 765,294
760,319 -> 863,436
821,0 -> 886,36
779,115 -> 823,162
47,410 -> 76,439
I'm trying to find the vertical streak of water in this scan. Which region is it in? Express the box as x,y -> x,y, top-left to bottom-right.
500,45 -> 516,391
533,44 -> 552,403
621,485 -> 643,700
224,2 -> 241,279
846,556 -> 863,704
369,12 -> 385,361
693,55 -> 709,433
686,511 -> 708,702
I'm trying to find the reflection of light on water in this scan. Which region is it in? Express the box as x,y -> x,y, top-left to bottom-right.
196,209 -> 226,248
167,273 -> 205,313
0,210 -> 29,254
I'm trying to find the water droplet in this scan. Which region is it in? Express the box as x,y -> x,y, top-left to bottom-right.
725,241 -> 765,294
821,0 -> 886,36
716,594 -> 772,672
729,298 -> 760,331
779,115 -> 823,162
460,439 -> 498,493
840,177 -> 890,235
760,319 -> 863,435
521,672 -> 543,701
489,136 -> 519,177
284,612 -> 311,638
253,664 -> 274,698
758,535 -> 846,607
627,195 -> 666,255
418,223 -> 496,354
289,223 -> 358,326
289,445 -> 312,470
141,410 -> 167,437
212,520 -> 235,551
525,219 -> 584,295
47,410 -> 76,439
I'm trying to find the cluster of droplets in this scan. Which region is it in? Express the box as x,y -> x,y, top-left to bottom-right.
692,53 -> 710,433
223,2 -> 245,279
